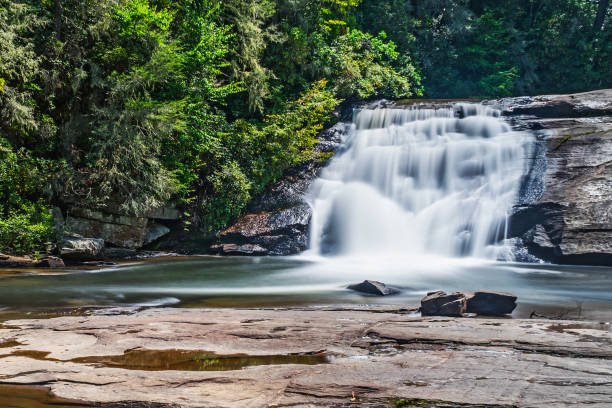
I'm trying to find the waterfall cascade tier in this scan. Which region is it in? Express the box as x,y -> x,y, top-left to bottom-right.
307,103 -> 534,259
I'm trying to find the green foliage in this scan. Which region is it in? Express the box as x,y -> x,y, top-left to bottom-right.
0,205 -> 52,256
200,80 -> 339,231
222,0 -> 276,114
244,80 -> 340,192
316,29 -> 418,99
356,0 -> 611,97
0,138 -> 54,255
0,0 -> 44,141
202,162 -> 251,231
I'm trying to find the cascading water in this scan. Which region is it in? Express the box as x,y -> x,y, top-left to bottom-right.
307,103 -> 534,261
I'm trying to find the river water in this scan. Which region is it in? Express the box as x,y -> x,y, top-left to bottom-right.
1,104 -> 611,320
1,256 -> 611,320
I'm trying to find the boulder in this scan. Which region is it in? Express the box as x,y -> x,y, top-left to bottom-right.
59,237 -> 104,261
347,280 -> 400,296
466,291 -> 517,316
420,291 -> 467,317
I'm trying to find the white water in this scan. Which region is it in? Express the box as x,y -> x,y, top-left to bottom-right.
306,104 -> 534,262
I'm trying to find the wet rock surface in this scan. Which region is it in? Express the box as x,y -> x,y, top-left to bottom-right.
0,307 -> 611,407
499,89 -> 612,265
347,280 -> 400,296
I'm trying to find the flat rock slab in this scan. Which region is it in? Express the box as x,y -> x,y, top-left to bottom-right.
0,307 -> 611,407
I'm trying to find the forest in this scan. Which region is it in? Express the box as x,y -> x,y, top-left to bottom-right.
0,0 -> 610,255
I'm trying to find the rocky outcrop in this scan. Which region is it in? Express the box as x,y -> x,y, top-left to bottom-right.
498,89 -> 612,118
498,89 -> 612,265
64,207 -> 175,250
217,203 -> 312,256
1,307 -> 610,407
215,122 -> 349,255
421,290 -> 518,317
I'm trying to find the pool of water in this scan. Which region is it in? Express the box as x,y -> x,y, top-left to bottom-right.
0,255 -> 611,320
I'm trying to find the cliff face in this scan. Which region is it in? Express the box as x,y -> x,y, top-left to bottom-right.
218,89 -> 612,266
502,90 -> 612,265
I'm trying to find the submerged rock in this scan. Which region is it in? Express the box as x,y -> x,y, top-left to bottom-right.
420,291 -> 467,317
466,290 -> 517,316
347,280 -> 400,296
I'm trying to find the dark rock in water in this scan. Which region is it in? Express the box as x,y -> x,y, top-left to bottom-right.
421,291 -> 467,317
466,291 -> 517,316
347,280 -> 400,296
214,243 -> 269,256
59,237 -> 104,261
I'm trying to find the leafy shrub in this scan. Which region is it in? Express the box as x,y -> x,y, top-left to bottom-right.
0,138 -> 55,255
202,162 -> 251,231
0,205 -> 52,255
316,30 -> 419,100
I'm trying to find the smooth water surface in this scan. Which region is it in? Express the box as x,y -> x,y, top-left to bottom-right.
0,256 -> 610,320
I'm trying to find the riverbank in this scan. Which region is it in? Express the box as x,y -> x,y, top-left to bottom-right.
0,306 -> 610,407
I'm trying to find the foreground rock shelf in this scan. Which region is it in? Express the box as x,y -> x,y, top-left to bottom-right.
1,307 -> 611,407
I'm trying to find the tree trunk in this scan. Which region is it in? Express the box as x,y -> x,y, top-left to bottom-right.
593,0 -> 609,33
54,0 -> 62,41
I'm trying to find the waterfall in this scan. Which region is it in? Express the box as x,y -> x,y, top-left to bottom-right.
307,103 -> 534,260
